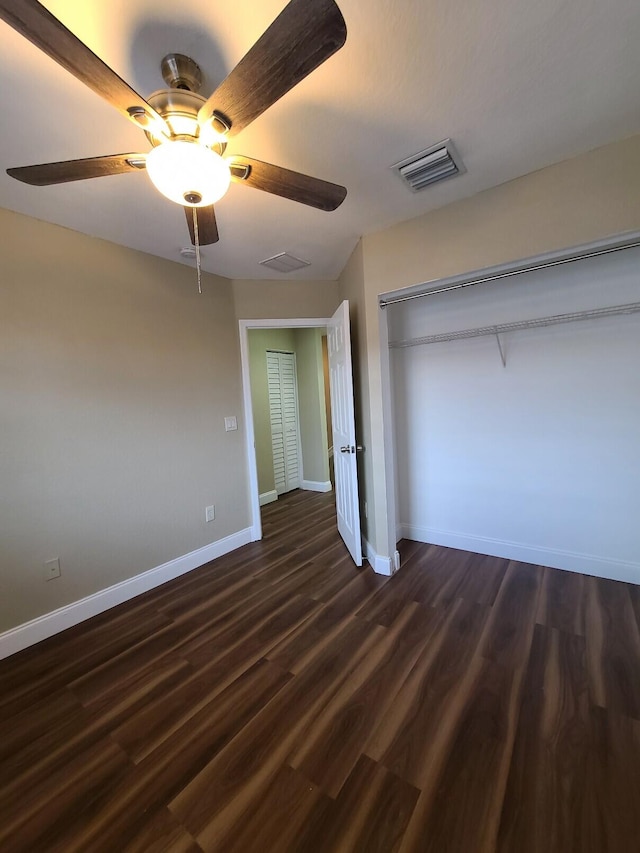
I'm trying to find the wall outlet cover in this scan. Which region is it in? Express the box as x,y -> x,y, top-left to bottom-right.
224,416 -> 238,432
44,558 -> 61,581
205,505 -> 215,522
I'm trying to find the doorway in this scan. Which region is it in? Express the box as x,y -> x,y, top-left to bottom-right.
241,320 -> 332,536
239,306 -> 363,565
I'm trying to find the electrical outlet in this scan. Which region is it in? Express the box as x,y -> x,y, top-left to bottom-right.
44,558 -> 61,581
224,416 -> 238,432
205,505 -> 215,523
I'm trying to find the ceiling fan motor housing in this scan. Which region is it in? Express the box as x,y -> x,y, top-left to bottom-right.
144,87 -> 227,154
160,53 -> 203,92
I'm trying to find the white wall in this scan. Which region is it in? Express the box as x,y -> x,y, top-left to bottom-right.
390,246 -> 640,581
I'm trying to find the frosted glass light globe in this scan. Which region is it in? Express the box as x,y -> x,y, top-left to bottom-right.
146,140 -> 230,206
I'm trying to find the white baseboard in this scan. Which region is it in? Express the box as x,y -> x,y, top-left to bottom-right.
400,524 -> 640,584
362,536 -> 395,576
301,480 -> 332,493
0,527 -> 253,661
259,490 -> 278,506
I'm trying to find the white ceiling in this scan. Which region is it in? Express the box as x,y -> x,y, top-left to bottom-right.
1,0 -> 640,280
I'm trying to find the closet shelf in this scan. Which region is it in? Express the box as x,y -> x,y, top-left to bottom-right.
388,301 -> 640,349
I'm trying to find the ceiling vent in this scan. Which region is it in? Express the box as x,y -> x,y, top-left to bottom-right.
259,252 -> 311,273
392,138 -> 466,192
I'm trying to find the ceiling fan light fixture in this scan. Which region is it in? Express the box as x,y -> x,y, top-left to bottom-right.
145,89 -> 209,143
167,114 -> 200,138
4,0 -> 348,249
146,140 -> 230,206
199,122 -> 229,149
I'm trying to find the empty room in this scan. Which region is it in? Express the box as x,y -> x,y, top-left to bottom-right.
1,0 -> 639,850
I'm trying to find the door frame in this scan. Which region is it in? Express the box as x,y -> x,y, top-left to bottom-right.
239,317 -> 332,541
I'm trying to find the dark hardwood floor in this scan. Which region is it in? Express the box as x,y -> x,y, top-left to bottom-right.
1,489 -> 640,852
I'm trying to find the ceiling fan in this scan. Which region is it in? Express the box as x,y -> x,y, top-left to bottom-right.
0,0 -> 348,254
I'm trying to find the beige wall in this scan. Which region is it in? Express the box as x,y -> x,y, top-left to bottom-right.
7,132 -> 640,634
1,208 -> 248,633
350,133 -> 640,557
365,134 -> 640,294
247,328 -> 296,495
233,279 -> 339,319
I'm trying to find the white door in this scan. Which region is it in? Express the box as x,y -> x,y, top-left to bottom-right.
267,351 -> 301,494
327,301 -> 363,565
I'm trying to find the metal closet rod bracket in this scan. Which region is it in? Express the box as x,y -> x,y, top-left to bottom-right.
495,332 -> 506,367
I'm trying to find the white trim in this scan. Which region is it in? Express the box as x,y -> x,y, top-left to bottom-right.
239,322 -> 263,543
301,480 -> 332,493
259,490 -> 278,506
240,318 -> 332,329
238,317 -> 332,544
400,524 -> 640,584
378,303 -> 398,561
330,300 -> 363,566
363,536 -> 394,576
0,528 -> 252,661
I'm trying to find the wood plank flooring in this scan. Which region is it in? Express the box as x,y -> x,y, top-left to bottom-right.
1,489 -> 640,852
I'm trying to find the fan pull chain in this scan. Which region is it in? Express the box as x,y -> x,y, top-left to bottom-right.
192,207 -> 202,294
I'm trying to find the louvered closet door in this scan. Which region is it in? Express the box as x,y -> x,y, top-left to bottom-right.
267,351 -> 301,494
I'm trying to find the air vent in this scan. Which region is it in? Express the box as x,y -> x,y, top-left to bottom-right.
259,252 -> 311,273
392,139 -> 465,192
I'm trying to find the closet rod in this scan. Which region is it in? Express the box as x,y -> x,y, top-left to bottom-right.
389,302 -> 640,349
378,235 -> 640,307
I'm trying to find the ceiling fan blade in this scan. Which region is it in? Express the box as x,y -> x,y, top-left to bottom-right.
198,0 -> 346,137
229,156 -> 346,211
7,153 -> 147,186
184,206 -> 219,245
0,0 -> 168,136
